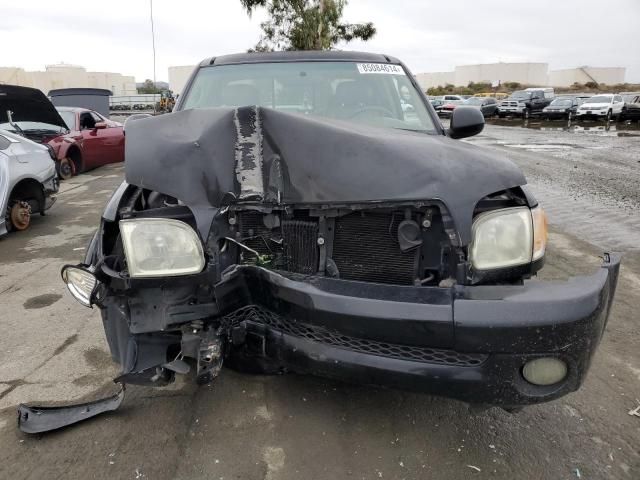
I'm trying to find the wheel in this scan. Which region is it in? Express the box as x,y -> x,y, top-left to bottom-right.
9,201 -> 31,231
57,158 -> 74,180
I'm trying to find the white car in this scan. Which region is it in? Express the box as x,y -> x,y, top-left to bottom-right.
0,129 -> 58,236
433,94 -> 464,104
575,94 -> 625,120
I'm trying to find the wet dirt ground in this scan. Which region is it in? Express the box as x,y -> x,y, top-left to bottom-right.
0,120 -> 639,480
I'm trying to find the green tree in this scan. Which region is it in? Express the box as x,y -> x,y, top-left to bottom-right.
239,0 -> 376,51
138,79 -> 162,94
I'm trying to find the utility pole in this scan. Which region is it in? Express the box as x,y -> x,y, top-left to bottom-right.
150,0 -> 157,112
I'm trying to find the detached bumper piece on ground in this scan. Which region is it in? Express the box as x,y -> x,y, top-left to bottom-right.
17,385 -> 125,434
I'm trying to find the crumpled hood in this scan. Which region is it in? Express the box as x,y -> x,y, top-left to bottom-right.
125,107 -> 527,245
0,84 -> 68,130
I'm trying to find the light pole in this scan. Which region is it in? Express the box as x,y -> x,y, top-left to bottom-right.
150,0 -> 157,112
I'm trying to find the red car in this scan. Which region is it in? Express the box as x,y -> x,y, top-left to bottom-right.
0,85 -> 124,179
53,107 -> 124,179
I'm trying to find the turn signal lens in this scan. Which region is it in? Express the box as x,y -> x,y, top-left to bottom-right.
61,266 -> 97,307
532,206 -> 548,261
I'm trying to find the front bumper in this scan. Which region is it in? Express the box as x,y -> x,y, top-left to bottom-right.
576,110 -> 608,118
95,252 -> 620,407
498,106 -> 525,114
43,173 -> 59,211
542,110 -> 570,119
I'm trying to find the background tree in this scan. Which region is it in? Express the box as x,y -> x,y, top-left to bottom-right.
239,0 -> 375,51
137,79 -> 162,94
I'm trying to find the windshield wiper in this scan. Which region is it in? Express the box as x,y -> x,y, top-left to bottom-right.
393,127 -> 429,133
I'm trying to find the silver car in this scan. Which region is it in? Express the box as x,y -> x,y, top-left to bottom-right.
0,129 -> 58,236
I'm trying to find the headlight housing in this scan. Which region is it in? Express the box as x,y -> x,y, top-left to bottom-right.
470,206 -> 547,271
119,218 -> 205,278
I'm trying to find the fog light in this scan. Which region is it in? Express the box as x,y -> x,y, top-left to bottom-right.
522,358 -> 567,386
61,266 -> 97,307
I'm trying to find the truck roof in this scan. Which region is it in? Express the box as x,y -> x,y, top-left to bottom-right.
199,50 -> 401,67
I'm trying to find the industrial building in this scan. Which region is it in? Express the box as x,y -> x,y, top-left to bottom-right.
547,67 -> 627,87
415,62 -> 626,90
0,64 -> 137,96
168,65 -> 196,96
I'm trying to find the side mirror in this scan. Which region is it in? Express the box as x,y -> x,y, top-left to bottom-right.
447,106 -> 484,139
94,122 -> 107,130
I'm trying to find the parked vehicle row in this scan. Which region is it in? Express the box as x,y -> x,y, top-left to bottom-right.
430,89 -> 640,123
0,84 -> 126,235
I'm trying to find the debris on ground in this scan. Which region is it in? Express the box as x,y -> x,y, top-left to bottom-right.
628,401 -> 640,418
466,465 -> 481,472
574,468 -> 581,478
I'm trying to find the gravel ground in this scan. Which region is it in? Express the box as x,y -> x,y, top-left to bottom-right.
0,121 -> 638,480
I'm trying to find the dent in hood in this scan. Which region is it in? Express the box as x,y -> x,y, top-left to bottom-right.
124,107 -> 527,245
0,84 -> 68,131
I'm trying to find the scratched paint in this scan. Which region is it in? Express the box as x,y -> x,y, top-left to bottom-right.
234,106 -> 264,200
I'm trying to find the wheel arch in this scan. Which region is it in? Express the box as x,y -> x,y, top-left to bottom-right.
8,177 -> 45,213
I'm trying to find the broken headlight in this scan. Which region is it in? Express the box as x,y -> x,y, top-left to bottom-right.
119,218 -> 205,278
470,206 -> 547,271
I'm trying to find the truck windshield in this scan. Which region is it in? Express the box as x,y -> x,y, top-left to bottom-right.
181,62 -> 436,133
510,91 -> 532,100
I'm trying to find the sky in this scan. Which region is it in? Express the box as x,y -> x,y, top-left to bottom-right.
1,0 -> 639,82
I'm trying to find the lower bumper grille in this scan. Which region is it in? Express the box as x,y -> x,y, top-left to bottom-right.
224,305 -> 487,367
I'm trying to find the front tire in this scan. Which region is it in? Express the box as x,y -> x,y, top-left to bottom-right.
58,158 -> 74,180
9,201 -> 31,231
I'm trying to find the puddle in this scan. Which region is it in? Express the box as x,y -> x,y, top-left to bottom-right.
23,293 -> 62,309
486,118 -> 640,137
504,144 -> 574,151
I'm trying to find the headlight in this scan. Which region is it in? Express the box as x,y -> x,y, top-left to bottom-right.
119,218 -> 205,278
470,206 -> 547,270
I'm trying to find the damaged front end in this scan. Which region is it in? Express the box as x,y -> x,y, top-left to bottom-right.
32,106 -> 619,433
65,106 -> 533,390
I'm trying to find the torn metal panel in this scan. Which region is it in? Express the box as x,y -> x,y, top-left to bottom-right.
124,107 -> 526,244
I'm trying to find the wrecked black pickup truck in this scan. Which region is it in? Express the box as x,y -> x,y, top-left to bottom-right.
19,51 -> 620,432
